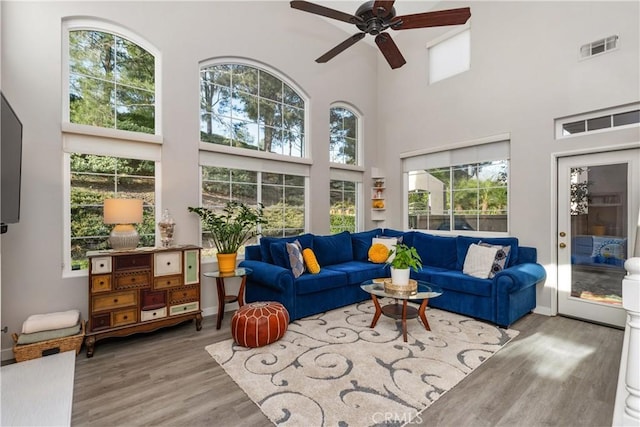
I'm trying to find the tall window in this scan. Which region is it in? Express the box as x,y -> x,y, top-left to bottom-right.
68,30 -> 156,134
69,154 -> 155,270
329,106 -> 358,165
201,166 -> 306,257
330,179 -> 357,233
64,21 -> 160,276
200,63 -> 305,157
404,140 -> 509,233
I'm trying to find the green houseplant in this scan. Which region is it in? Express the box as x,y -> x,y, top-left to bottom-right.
188,201 -> 266,272
388,243 -> 423,285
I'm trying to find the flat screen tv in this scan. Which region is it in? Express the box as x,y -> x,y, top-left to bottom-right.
1,92 -> 23,233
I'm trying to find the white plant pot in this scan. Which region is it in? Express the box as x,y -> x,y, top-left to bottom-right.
390,267 -> 410,285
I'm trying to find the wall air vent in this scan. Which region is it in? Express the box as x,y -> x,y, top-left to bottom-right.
580,35 -> 618,59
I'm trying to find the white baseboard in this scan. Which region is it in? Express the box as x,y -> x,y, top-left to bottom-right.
533,306 -> 553,316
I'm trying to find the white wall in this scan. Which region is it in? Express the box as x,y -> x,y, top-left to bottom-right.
1,1 -> 639,358
0,0 -> 380,357
375,1 -> 640,316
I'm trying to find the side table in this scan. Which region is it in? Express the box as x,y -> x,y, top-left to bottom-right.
204,267 -> 253,329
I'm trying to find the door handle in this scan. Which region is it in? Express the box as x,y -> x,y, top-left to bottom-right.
559,243 -> 566,248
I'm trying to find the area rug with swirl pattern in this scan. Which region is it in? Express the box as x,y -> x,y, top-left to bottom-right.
206,300 -> 518,427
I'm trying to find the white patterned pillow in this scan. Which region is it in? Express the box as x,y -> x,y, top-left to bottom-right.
479,242 -> 512,278
463,243 -> 499,279
286,240 -> 305,278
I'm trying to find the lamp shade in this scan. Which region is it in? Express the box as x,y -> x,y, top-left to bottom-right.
103,199 -> 143,224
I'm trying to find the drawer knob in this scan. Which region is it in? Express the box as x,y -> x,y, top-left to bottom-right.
99,263 -> 105,268
188,265 -> 192,269
131,278 -> 136,282
166,281 -> 171,285
166,262 -> 171,266
153,312 -> 157,316
99,281 -> 104,285
123,315 -> 128,320
183,292 -> 187,297
114,298 -> 119,303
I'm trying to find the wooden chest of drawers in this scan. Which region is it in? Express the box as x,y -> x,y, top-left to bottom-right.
85,246 -> 202,357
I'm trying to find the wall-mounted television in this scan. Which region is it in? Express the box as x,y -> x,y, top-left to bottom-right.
1,92 -> 23,233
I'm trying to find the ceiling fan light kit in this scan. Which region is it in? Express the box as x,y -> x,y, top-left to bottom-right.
290,0 -> 471,69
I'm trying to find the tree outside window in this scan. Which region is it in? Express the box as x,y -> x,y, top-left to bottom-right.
200,64 -> 305,157
69,30 -> 155,133
70,154 -> 155,270
330,179 -> 357,233
329,107 -> 358,165
408,161 -> 508,232
201,166 -> 306,257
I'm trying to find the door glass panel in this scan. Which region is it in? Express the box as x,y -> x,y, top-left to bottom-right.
570,164 -> 627,305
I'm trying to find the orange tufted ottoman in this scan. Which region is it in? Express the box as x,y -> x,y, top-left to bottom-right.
231,301 -> 289,348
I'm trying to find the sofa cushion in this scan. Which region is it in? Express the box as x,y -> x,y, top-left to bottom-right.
295,268 -> 348,295
286,240 -> 305,278
313,231 -> 354,266
324,261 -> 388,285
429,270 -> 493,297
260,233 -> 314,264
351,228 -> 382,261
463,243 -> 498,279
412,232 -> 457,270
381,228 -> 405,238
456,236 -> 519,270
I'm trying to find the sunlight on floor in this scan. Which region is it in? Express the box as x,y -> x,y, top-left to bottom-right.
504,332 -> 595,380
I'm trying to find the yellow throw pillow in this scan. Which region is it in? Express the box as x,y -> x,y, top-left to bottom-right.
368,243 -> 390,264
302,248 -> 321,274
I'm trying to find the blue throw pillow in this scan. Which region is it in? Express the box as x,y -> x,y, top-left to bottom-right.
313,231 -> 354,266
260,233 -> 314,264
351,229 -> 382,261
412,232 -> 457,269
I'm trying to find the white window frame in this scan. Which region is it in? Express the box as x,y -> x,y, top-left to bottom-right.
62,18 -> 163,141
199,57 -> 310,164
401,134 -> 510,236
330,168 -> 363,233
329,102 -> 363,167
555,103 -> 640,139
198,151 -> 310,264
62,19 -> 163,277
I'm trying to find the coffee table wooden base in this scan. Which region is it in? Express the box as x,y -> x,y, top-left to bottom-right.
369,295 -> 431,342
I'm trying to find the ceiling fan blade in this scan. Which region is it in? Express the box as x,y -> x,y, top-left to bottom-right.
290,0 -> 362,25
375,32 -> 406,69
316,33 -> 366,63
393,7 -> 471,30
373,0 -> 395,17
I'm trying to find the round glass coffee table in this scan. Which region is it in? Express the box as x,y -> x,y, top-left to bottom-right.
361,279 -> 443,342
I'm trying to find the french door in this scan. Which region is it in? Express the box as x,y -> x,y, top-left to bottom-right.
557,149 -> 639,328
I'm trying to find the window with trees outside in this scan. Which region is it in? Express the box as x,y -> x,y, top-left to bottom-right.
201,166 -> 306,258
200,64 -> 305,157
68,29 -> 155,134
407,161 -> 508,232
330,179 -> 357,233
69,154 -> 156,271
329,106 -> 358,165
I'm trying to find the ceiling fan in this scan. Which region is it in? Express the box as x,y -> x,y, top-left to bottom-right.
290,0 -> 471,69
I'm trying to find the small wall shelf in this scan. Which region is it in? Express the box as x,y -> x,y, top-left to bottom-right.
371,171 -> 385,222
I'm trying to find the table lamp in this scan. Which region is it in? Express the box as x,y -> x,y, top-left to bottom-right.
103,198 -> 143,250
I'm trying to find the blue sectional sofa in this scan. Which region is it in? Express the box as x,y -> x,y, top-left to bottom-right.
239,229 -> 546,327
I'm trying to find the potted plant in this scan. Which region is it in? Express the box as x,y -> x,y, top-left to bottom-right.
388,243 -> 423,285
188,201 -> 267,273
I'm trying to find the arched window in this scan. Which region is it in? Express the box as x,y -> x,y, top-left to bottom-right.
62,19 -> 161,276
200,63 -> 306,157
67,27 -> 157,134
329,105 -> 359,165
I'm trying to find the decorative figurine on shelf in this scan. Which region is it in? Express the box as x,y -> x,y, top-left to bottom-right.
158,209 -> 175,247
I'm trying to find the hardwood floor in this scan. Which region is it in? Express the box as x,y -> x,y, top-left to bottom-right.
71,312 -> 623,426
